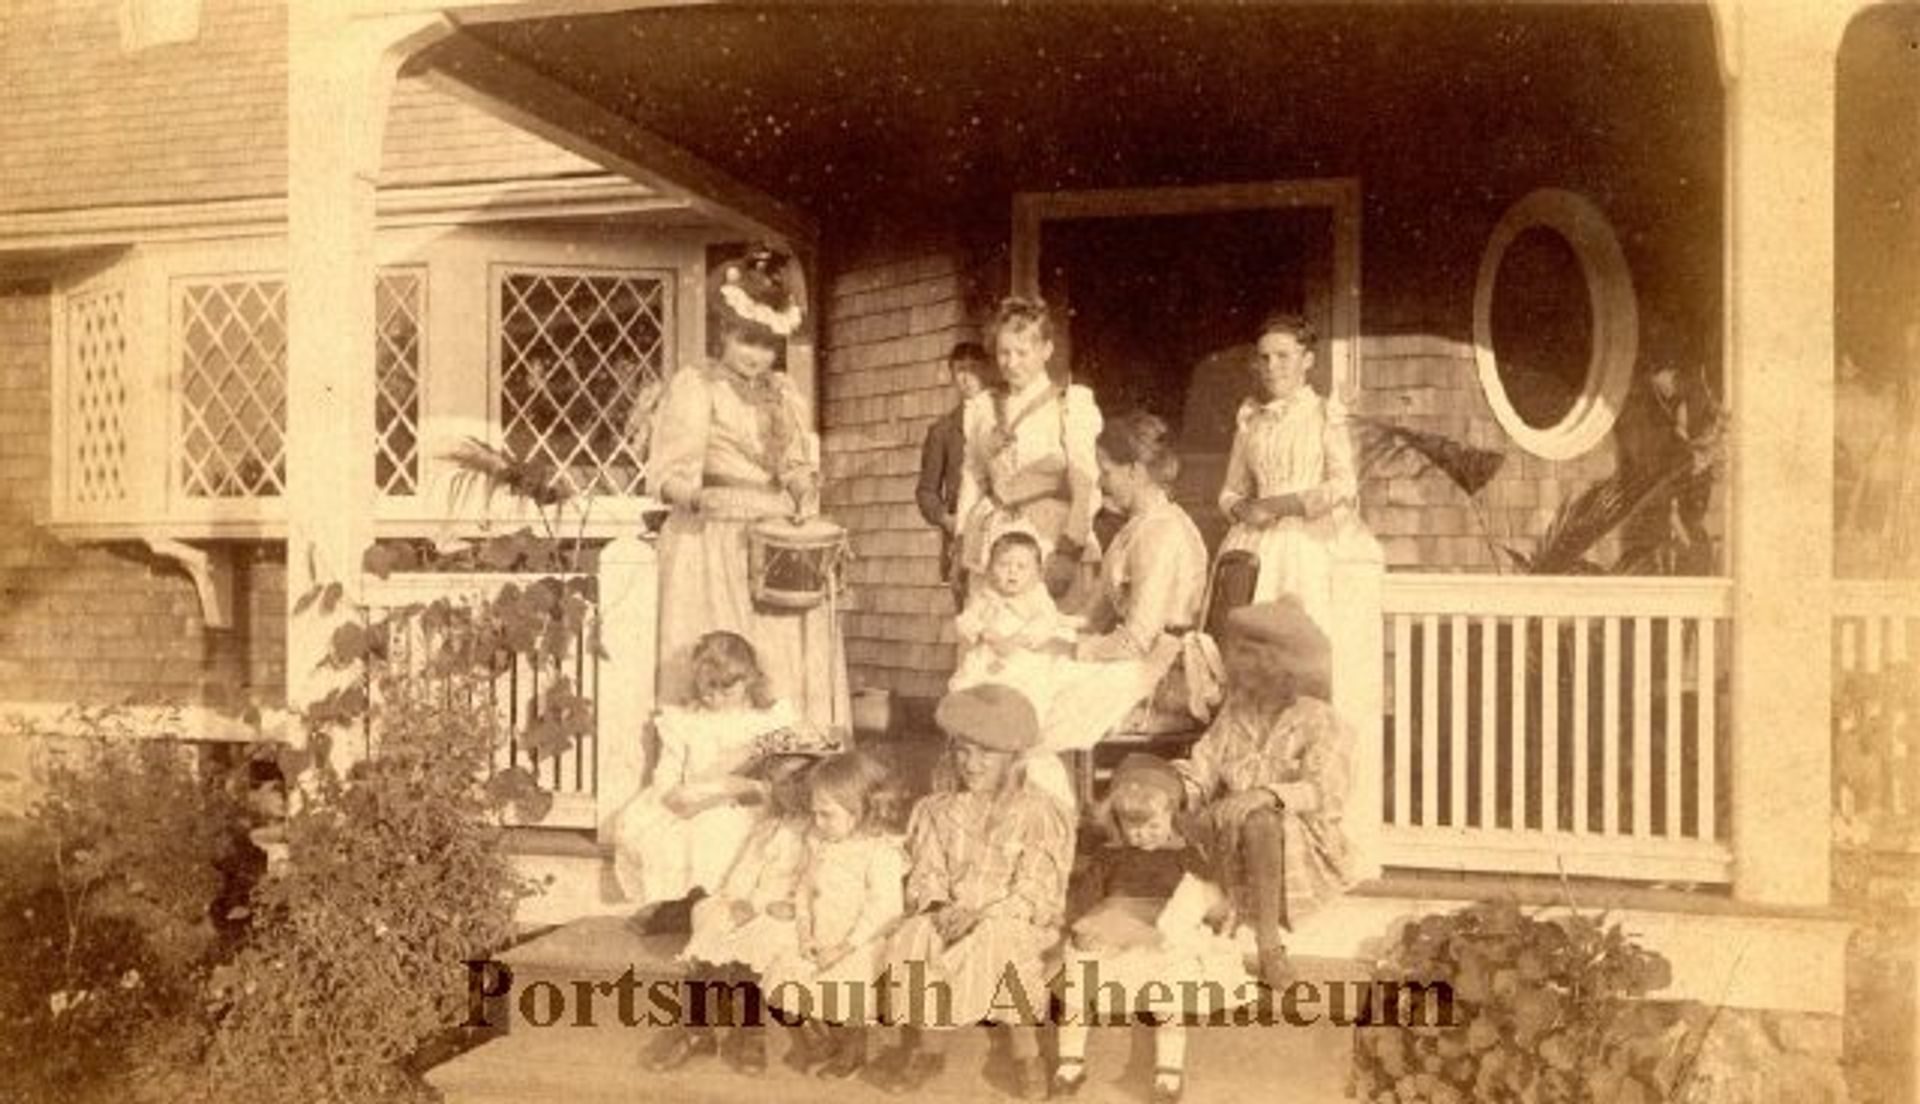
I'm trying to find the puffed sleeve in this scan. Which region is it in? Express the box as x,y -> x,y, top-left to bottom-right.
647,369 -> 711,508
1300,394 -> 1358,520
1217,400 -> 1259,517
903,796 -> 954,912
1269,701 -> 1353,817
1078,514 -> 1198,660
998,793 -> 1073,927
775,374 -> 821,480
1061,384 -> 1104,548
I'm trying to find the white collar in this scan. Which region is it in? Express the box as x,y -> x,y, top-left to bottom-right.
1007,374 -> 1052,405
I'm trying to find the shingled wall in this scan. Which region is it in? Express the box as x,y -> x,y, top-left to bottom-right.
818,248 -> 982,703
0,283 -> 285,708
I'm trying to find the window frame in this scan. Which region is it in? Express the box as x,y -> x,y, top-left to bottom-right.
1472,188 -> 1640,461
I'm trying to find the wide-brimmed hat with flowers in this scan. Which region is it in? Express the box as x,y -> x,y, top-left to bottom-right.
711,243 -> 804,341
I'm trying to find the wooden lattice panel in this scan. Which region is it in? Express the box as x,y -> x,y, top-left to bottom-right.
178,279 -> 288,498
498,270 -> 666,497
375,270 -> 424,496
68,287 -> 130,505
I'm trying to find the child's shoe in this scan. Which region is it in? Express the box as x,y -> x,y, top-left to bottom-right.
1010,1055 -> 1050,1100
863,1045 -> 945,1094
783,1020 -> 827,1074
1049,1057 -> 1087,1098
641,1026 -> 716,1072
815,1025 -> 866,1080
721,1026 -> 768,1075
1151,1067 -> 1185,1104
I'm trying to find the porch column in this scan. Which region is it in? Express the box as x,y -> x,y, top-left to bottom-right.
285,8 -> 441,766
1719,0 -> 1857,907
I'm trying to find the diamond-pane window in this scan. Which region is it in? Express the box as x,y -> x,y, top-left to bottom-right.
179,279 -> 287,498
375,270 -> 424,496
498,270 -> 667,497
68,288 -> 130,505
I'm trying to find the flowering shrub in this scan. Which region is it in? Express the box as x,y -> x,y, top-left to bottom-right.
0,732 -> 252,1102
191,672 -> 533,1104
1351,899 -> 1683,1104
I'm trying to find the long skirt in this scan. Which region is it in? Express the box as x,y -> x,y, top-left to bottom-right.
610,789 -> 762,906
879,912 -> 1057,1029
655,501 -> 850,732
1217,515 -> 1340,633
760,926 -> 899,1025
1020,637 -> 1185,812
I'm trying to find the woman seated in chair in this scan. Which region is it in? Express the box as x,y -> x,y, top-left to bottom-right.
1021,412 -> 1211,810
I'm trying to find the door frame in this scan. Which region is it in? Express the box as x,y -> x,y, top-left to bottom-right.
1011,178 -> 1363,401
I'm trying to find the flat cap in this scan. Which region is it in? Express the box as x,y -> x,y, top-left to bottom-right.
934,683 -> 1040,752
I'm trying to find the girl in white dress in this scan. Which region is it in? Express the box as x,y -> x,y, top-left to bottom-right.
1216,312 -> 1359,633
760,751 -> 907,1080
612,631 -> 833,911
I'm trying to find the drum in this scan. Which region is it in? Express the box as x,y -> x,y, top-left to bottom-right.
747,516 -> 851,611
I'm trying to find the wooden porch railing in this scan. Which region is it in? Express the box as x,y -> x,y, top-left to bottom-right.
1331,542 -> 1736,884
1832,579 -> 1920,850
356,536 -> 658,841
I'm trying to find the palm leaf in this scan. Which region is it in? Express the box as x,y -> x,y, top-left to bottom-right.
443,437 -> 571,510
1356,417 -> 1507,498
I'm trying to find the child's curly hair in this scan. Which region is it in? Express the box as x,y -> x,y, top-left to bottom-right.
689,630 -> 775,709
807,750 -> 909,834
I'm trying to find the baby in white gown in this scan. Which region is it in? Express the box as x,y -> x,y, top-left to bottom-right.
948,526 -> 1077,704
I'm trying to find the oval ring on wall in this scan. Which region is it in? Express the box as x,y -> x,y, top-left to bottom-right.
1472,188 -> 1639,461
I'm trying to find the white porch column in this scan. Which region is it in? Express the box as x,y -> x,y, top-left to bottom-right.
1719,0 -> 1858,907
285,8 -> 441,766
1330,531 -> 1386,883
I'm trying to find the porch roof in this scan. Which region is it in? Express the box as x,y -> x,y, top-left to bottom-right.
441,3 -> 1723,237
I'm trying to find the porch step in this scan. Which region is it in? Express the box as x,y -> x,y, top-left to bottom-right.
429,916 -> 1357,1104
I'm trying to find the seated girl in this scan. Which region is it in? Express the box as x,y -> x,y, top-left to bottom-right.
648,751 -> 820,1075
762,751 -> 907,1080
612,631 -> 836,915
864,684 -> 1075,1101
949,524 -> 1076,702
1173,597 -> 1359,990
1054,754 -> 1251,1104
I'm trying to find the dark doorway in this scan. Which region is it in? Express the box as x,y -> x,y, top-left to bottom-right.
1036,205 -> 1337,550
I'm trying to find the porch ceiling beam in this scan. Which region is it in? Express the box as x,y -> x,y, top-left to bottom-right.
409,28 -> 817,250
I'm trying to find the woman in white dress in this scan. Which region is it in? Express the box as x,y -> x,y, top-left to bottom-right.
954,297 -> 1104,610
648,247 -> 849,731
1216,312 -> 1359,632
1024,413 -> 1210,810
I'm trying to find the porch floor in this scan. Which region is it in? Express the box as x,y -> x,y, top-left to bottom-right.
427,915 -> 1359,1104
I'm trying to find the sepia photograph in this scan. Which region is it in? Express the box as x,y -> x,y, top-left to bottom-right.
0,1 -> 1915,1101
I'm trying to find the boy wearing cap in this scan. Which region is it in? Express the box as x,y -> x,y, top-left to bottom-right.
865,684 -> 1073,1100
1173,597 -> 1360,991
